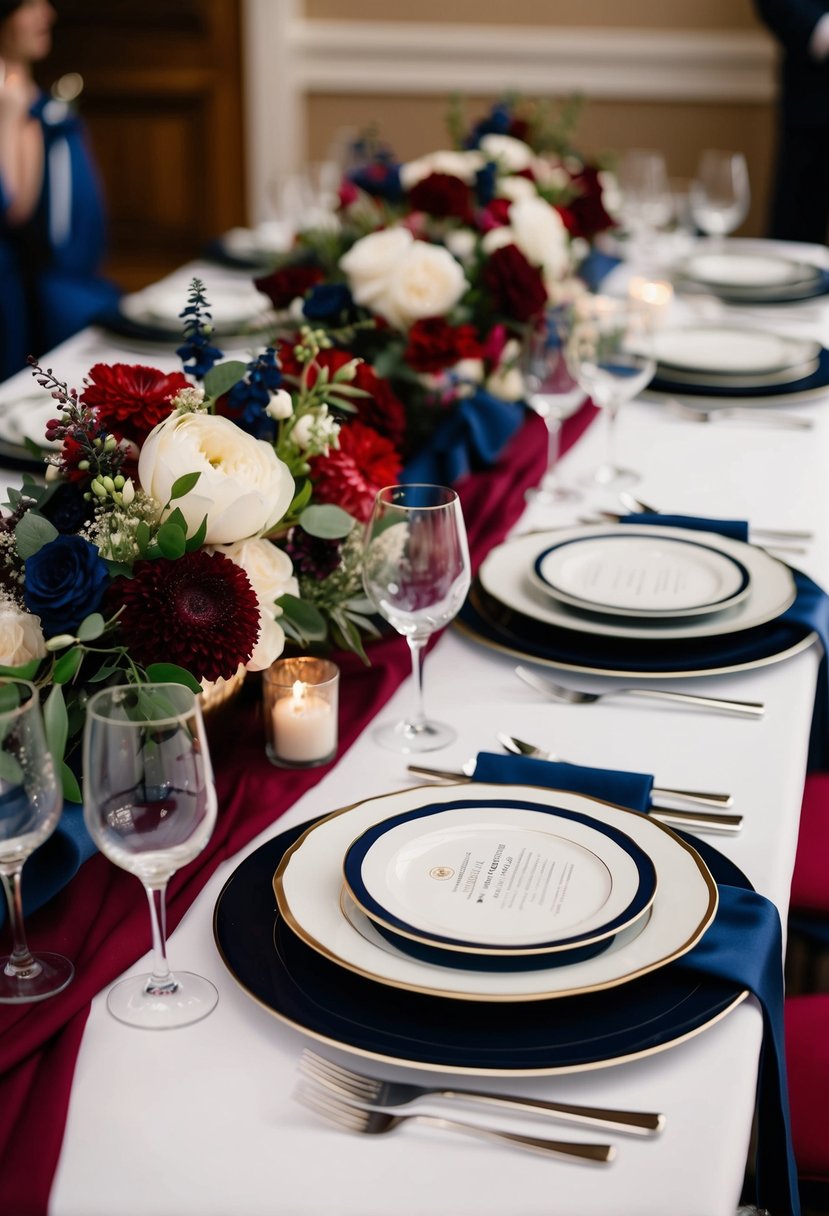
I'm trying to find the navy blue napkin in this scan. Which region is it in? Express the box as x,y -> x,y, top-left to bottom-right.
0,802 -> 97,930
577,249 -> 623,292
470,750 -> 799,1216
402,389 -> 524,485
624,513 -> 829,768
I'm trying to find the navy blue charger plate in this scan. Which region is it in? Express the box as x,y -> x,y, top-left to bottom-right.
651,346 -> 829,399
212,819 -> 748,1073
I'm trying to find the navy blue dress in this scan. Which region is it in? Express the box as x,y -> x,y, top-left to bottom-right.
0,92 -> 120,380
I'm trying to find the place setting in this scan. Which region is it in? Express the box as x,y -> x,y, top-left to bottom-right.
95,276 -> 276,348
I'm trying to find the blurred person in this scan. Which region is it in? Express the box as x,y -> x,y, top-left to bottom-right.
754,0 -> 829,243
0,0 -> 118,380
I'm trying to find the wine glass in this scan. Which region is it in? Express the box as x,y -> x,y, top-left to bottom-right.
563,295 -> 656,490
0,678 -> 74,1004
362,485 -> 471,753
617,149 -> 674,263
83,683 -> 218,1029
689,150 -> 750,240
520,310 -> 582,505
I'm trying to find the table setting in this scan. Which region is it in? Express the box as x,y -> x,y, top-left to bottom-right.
1,94 -> 829,1215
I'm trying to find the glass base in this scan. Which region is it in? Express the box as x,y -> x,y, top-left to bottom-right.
581,464 -> 640,491
525,481 -> 581,506
107,970 -> 218,1030
0,951 -> 74,1004
372,717 -> 457,754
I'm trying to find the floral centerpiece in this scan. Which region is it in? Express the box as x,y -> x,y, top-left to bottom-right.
253,97 -> 617,460
0,283 -> 403,800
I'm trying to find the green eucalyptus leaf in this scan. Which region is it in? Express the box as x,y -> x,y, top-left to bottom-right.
170,472 -> 201,500
0,660 -> 41,680
144,664 -> 203,694
298,503 -> 356,540
53,647 -> 84,684
76,613 -> 105,642
276,594 -> 327,641
44,683 -> 68,767
203,360 -> 248,400
102,560 -> 134,580
184,515 -> 208,552
136,520 -> 152,553
60,761 -> 82,804
0,683 -> 23,714
14,512 -> 58,560
287,479 -> 313,516
157,520 -> 187,559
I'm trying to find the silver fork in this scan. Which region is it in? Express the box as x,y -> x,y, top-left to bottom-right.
666,399 -> 813,430
515,665 -> 764,718
619,491 -> 814,542
299,1049 -> 663,1136
295,1082 -> 616,1163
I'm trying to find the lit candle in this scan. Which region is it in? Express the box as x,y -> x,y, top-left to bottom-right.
272,680 -> 336,764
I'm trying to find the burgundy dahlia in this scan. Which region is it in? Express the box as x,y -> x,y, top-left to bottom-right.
403,318 -> 483,374
408,172 -> 475,224
80,364 -> 191,445
481,243 -> 548,324
110,550 -> 260,682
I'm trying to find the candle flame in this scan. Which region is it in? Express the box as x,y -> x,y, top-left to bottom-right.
291,680 -> 307,710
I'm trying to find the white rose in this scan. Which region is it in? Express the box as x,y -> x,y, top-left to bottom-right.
496,175 -> 537,203
481,226 -> 516,255
381,241 -> 468,330
510,196 -> 571,280
444,228 -> 477,264
246,609 -> 286,672
138,413 -> 295,545
266,389 -> 293,421
0,604 -> 46,667
340,227 -> 413,311
399,149 -> 483,190
479,134 -> 534,173
211,539 -> 298,607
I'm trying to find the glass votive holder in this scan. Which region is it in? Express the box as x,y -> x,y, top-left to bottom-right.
263,657 -> 339,768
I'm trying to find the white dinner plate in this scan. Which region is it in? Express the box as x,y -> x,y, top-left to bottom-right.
529,533 -> 751,619
121,281 -> 273,333
651,325 -> 820,377
479,525 -> 795,642
273,783 -> 717,1002
343,802 -> 657,957
220,222 -> 292,261
674,251 -> 822,293
0,394 -> 60,450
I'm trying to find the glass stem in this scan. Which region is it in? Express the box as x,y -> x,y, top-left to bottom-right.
143,882 -> 177,996
604,396 -> 620,477
406,636 -> 428,730
542,411 -> 562,488
0,863 -> 41,980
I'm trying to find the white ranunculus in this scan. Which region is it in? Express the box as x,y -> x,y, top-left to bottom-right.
399,149 -> 483,190
247,609 -> 286,671
0,604 -> 46,667
479,134 -> 534,173
138,413 -> 295,545
266,388 -> 294,421
496,175 -> 537,203
509,195 -> 571,280
340,227 -> 413,310
211,539 -> 298,608
381,242 -> 468,330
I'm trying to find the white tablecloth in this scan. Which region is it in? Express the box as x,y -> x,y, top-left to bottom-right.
2,246 -> 824,1216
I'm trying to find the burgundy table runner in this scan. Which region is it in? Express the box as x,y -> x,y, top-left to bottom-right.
0,404 -> 595,1216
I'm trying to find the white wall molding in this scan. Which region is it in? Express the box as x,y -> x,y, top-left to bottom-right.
242,8 -> 778,222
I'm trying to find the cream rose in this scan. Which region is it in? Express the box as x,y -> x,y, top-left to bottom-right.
509,196 -> 571,281
211,539 -> 299,608
479,134 -> 535,173
340,227 -> 414,312
247,609 -> 286,672
138,413 -> 295,545
496,175 -> 537,203
381,241 -> 468,330
0,604 -> 46,667
399,149 -> 484,190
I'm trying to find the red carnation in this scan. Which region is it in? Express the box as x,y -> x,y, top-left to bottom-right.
567,165 -> 616,241
481,243 -> 548,324
254,264 -> 324,310
80,364 -> 190,445
403,318 -> 483,374
277,341 -> 407,449
309,420 -> 402,524
110,550 -> 261,683
408,172 -> 475,224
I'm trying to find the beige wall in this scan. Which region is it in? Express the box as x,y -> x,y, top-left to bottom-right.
297,3 -> 779,237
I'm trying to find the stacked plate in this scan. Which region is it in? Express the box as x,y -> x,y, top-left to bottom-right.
649,324 -> 822,393
460,523 -> 811,679
672,249 -> 828,304
0,393 -> 60,464
105,279 -> 274,345
214,782 -> 749,1075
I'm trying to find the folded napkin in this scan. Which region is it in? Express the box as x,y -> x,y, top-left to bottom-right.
0,803 -> 97,931
402,389 -> 525,486
624,512 -> 829,768
470,751 -> 799,1216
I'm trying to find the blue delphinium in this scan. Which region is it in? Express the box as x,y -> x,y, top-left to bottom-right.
177,278 -> 224,380
464,101 -> 513,149
302,283 -> 356,324
224,347 -> 283,440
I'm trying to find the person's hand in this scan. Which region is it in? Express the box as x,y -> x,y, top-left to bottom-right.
0,59 -> 31,123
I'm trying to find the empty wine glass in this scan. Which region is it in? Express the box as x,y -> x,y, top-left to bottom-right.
617,149 -> 674,263
563,295 -> 656,489
363,485 -> 471,753
0,678 -> 74,1004
520,310 -> 582,505
689,150 -> 750,239
83,683 -> 218,1029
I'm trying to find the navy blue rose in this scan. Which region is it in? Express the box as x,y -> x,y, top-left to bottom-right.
38,484 -> 95,534
348,160 -> 402,201
475,161 -> 498,206
24,535 -> 110,636
302,283 -> 355,323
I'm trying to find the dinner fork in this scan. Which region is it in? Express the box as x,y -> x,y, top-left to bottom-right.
619,491 -> 814,542
515,665 -> 765,717
295,1082 -> 617,1162
299,1049 -> 664,1136
666,399 -> 814,430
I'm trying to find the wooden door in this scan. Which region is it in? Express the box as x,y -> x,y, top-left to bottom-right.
38,0 -> 246,290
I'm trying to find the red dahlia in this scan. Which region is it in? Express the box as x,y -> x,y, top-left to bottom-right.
110,550 -> 260,682
255,264 -> 324,310
481,243 -> 548,324
408,172 -> 475,224
309,420 -> 402,524
403,318 -> 483,374
80,364 -> 191,446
